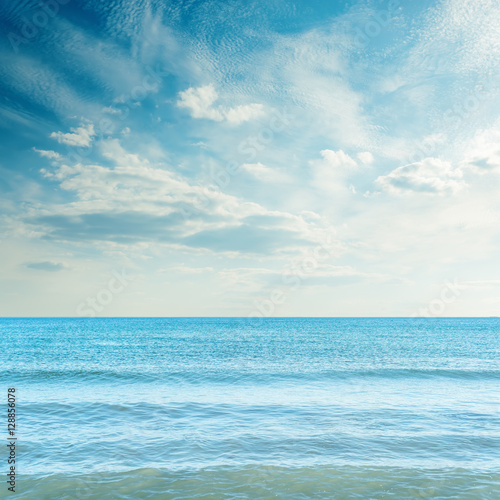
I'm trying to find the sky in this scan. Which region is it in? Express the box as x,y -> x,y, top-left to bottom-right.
1,0 -> 500,317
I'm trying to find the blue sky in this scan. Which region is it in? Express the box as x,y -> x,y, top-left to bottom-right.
1,0 -> 500,316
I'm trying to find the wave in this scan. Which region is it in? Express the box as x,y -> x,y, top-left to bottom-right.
3,367 -> 500,384
18,466 -> 500,500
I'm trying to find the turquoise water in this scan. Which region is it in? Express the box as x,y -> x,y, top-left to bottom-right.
1,317 -> 500,499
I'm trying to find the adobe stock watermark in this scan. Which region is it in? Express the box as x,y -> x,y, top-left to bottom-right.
63,64 -> 169,165
7,0 -> 71,53
76,269 -> 135,317
412,278 -> 462,318
180,107 -> 294,220
247,233 -> 338,323
408,73 -> 499,164
106,65 -> 170,121
352,0 -> 401,49
236,109 -> 294,162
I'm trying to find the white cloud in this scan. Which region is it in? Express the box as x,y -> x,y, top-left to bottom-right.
50,123 -> 96,147
177,85 -> 223,121
102,106 -> 122,115
461,128 -> 500,173
241,162 -> 288,182
217,264 -> 390,292
376,158 -> 465,195
460,280 -> 500,289
309,149 -> 360,192
177,84 -> 265,124
224,103 -> 265,125
8,1 -> 500,315
357,152 -> 374,165
34,137 -> 332,254
319,149 -> 357,170
33,148 -> 62,161
161,266 -> 214,274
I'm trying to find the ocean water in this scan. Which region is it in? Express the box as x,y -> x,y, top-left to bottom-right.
1,317 -> 500,499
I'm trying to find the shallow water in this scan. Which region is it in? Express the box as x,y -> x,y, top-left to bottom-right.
1,317 -> 500,499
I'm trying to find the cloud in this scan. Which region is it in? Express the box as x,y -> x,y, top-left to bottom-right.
33,212 -> 181,244
375,158 -> 465,195
50,123 -> 96,147
461,128 -> 500,173
357,152 -> 374,165
412,0 -> 500,75
309,149 -> 361,192
33,149 -> 63,161
25,261 -> 67,272
6,0 -> 500,317
459,280 -> 500,289
223,103 -> 266,125
177,84 -> 265,124
161,266 -> 214,274
241,162 -> 288,182
177,85 -> 223,121
182,224 -> 309,254
317,150 -> 357,170
191,20 -> 371,147
102,106 -> 122,115
29,137 -> 329,254
218,263 -> 392,291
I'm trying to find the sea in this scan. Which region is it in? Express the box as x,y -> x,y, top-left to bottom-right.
1,317 -> 499,499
